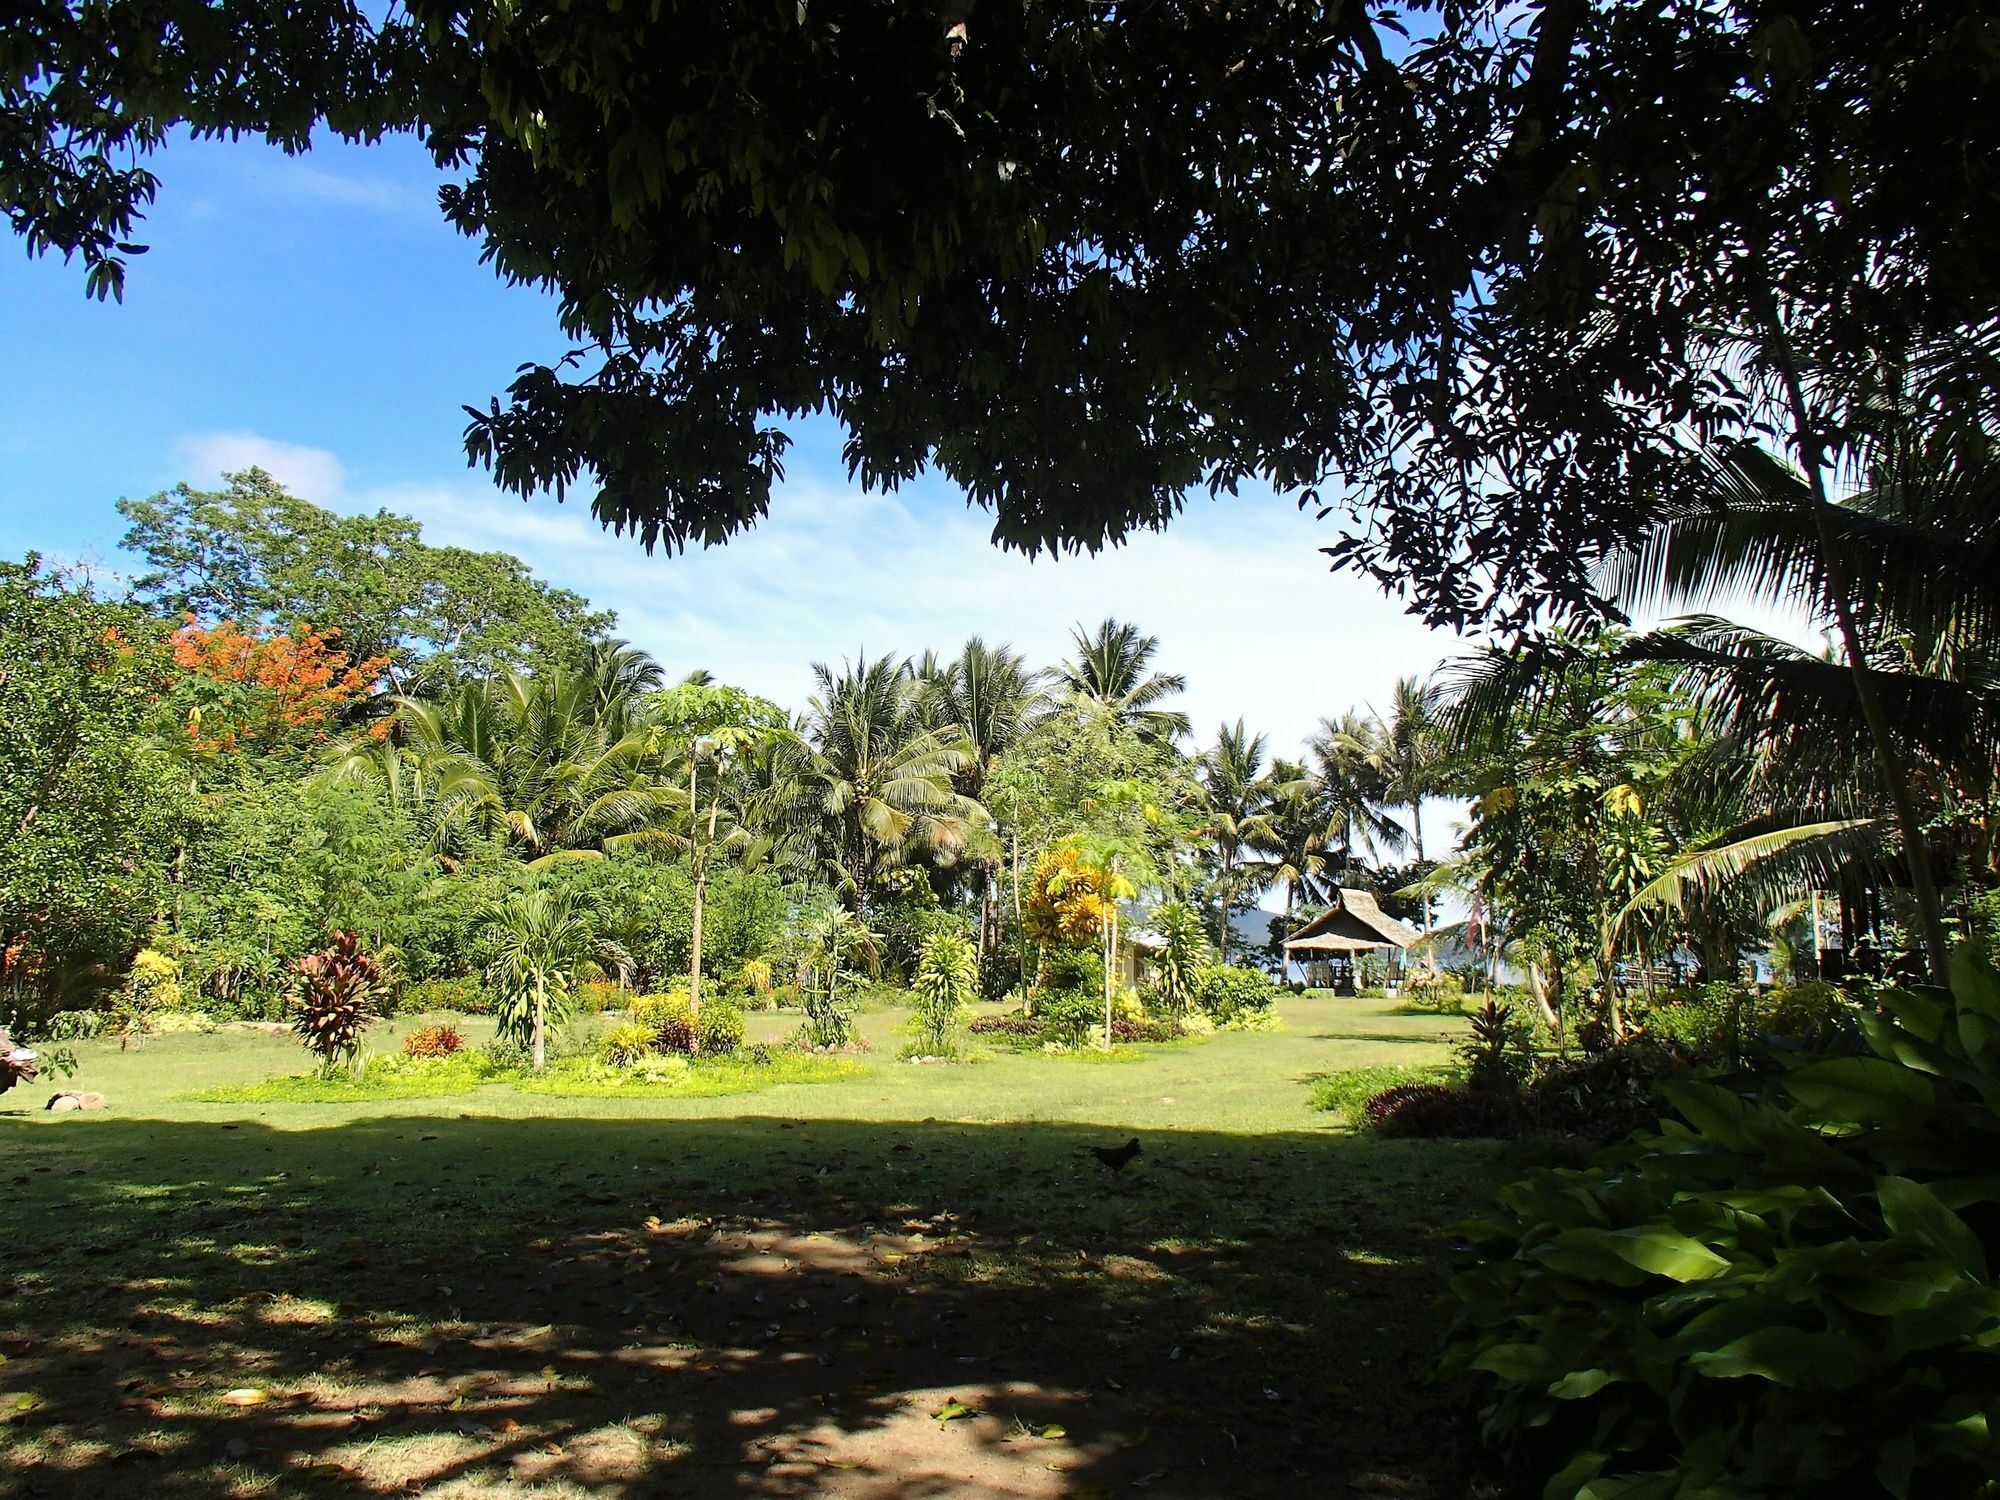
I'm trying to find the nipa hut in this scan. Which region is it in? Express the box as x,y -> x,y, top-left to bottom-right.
1282,888 -> 1421,993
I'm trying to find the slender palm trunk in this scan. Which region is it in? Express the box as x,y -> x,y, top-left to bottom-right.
689,861 -> 706,1015
1101,905 -> 1116,1051
1767,311 -> 1948,982
1217,847 -> 1234,965
532,983 -> 547,1073
1410,797 -> 1429,929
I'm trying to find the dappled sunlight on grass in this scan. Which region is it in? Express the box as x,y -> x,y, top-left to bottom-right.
0,994 -> 1501,1494
2,1112 -> 1514,1497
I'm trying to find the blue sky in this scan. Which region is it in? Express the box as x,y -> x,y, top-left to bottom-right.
0,131 -> 1473,791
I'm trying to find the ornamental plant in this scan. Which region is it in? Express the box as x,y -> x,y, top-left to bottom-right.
911,930 -> 978,1056
291,931 -> 383,1069
401,1023 -> 465,1059
1444,949 -> 2000,1499
1150,901 -> 1210,1016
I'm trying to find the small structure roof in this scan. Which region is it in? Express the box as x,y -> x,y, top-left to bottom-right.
1282,888 -> 1422,954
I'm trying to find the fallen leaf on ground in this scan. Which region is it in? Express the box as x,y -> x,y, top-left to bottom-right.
220,1388 -> 268,1407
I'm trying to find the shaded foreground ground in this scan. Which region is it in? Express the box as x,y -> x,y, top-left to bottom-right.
0,1001 -> 1515,1497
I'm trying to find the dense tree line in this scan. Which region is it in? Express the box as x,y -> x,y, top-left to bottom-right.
0,476 -> 1441,1029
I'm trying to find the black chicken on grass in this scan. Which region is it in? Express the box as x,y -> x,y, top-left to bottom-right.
1087,1137 -> 1143,1175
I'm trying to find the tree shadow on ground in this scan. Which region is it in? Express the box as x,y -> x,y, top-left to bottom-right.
1,1115 -> 1516,1498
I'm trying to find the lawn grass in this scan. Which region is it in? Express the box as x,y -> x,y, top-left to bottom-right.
0,993 -> 1519,1497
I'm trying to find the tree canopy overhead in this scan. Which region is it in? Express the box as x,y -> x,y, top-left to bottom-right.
12,2 -> 1999,627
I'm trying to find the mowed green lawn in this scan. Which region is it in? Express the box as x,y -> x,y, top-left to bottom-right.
1,995 -> 1518,1499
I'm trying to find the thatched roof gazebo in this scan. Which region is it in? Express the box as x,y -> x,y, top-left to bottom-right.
1283,889 -> 1421,991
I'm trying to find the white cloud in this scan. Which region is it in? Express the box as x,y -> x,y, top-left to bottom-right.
178,431 -> 348,502
229,153 -> 434,220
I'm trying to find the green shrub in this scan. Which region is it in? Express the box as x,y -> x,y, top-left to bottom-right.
1035,986 -> 1102,1043
798,985 -> 857,1050
600,1021 -> 657,1066
512,1050 -> 864,1098
1458,999 -> 1534,1097
36,1010 -> 108,1042
150,1009 -> 218,1035
694,1002 -> 745,1056
1444,949 -> 2000,1499
482,1018 -> 598,1071
1194,963 -> 1277,1024
1308,1065 -> 1445,1122
1757,979 -> 1864,1045
124,947 -> 183,1013
1039,946 -> 1102,992
400,976 -> 493,1016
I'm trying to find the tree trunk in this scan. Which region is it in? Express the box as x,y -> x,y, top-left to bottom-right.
689,862 -> 706,1016
1101,907 -> 1116,1051
1766,309 -> 1949,982
532,985 -> 547,1073
1411,798 -> 1429,930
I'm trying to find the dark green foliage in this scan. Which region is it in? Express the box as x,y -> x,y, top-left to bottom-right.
1444,950 -> 2000,1499
1521,1038 -> 1700,1143
289,931 -> 383,1068
1458,1000 -> 1533,1098
0,559 -> 191,1026
1033,988 -> 1102,1045
118,470 -> 613,687
1366,1084 -> 1519,1140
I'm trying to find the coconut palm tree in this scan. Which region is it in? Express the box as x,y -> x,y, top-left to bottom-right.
918,638 -> 1044,954
1252,757 -> 1334,917
766,655 -> 986,909
1310,711 -> 1410,871
1353,676 -> 1447,925
1199,719 -> 1277,960
324,644 -> 677,869
918,638 -> 1044,796
1599,406 -> 2000,979
1057,618 -> 1191,744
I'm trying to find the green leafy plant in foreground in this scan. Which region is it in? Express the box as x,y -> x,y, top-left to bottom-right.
1444,949 -> 2000,1499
